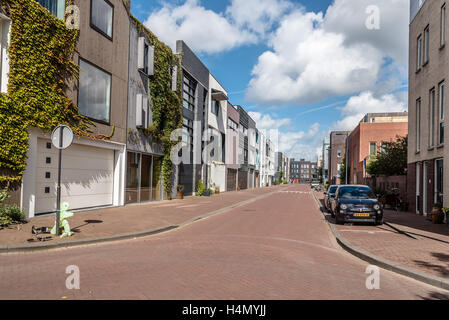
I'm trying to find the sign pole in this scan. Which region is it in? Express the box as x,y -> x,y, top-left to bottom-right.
55,126 -> 64,236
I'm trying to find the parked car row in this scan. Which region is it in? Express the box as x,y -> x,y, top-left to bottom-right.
323,185 -> 384,226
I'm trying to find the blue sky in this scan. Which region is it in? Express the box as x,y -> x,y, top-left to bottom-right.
130,0 -> 409,161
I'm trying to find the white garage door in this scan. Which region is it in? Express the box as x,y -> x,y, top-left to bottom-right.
35,138 -> 115,214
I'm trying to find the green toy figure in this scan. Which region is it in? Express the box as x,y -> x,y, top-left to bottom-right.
51,202 -> 74,238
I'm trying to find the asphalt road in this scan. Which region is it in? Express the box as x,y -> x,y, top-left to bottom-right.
1,184 -> 448,300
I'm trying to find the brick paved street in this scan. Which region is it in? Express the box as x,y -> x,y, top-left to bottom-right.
0,186 -> 283,247
1,184 -> 448,300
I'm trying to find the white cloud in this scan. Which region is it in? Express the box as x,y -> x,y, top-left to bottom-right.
246,0 -> 409,105
248,111 -> 291,130
323,0 -> 409,64
226,0 -> 292,38
333,91 -> 408,131
143,0 -> 257,54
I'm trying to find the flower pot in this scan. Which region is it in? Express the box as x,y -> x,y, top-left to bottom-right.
431,207 -> 444,224
215,188 -> 220,195
203,191 -> 211,197
446,212 -> 449,227
177,192 -> 184,200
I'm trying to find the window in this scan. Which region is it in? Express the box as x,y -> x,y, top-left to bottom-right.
337,149 -> 342,157
138,37 -> 154,76
439,82 -> 445,144
78,59 -> 111,123
416,98 -> 421,152
0,16 -> 10,94
435,159 -> 444,204
211,100 -> 220,116
37,0 -> 65,19
369,142 -> 377,156
442,4 -> 446,46
228,118 -> 238,131
417,35 -> 423,70
182,73 -> 196,111
424,26 -> 430,64
136,94 -> 149,128
381,142 -> 388,153
430,88 -> 436,147
91,0 -> 114,39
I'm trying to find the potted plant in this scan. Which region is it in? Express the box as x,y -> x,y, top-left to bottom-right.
177,185 -> 184,200
203,188 -> 211,197
431,203 -> 444,224
215,186 -> 220,194
443,206 -> 449,227
197,179 -> 205,196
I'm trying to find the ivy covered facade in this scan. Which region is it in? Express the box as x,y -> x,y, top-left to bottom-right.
0,0 -> 182,217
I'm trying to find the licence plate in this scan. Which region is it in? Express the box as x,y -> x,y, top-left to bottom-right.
354,213 -> 370,217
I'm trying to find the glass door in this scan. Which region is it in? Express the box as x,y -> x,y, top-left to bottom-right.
436,159 -> 444,204
126,152 -> 140,204
140,155 -> 152,202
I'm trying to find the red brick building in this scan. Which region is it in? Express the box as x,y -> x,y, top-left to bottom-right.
347,113 -> 408,185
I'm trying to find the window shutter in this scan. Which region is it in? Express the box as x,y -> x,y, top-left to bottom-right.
136,93 -> 143,127
148,45 -> 154,76
171,65 -> 178,91
143,95 -> 149,128
138,37 -> 145,70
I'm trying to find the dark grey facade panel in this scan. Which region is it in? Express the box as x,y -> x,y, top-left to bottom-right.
176,40 -> 209,88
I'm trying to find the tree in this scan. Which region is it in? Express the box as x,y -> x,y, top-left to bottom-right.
339,155 -> 347,184
366,136 -> 408,177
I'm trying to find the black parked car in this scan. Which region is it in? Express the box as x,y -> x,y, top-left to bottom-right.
330,185 -> 383,225
324,185 -> 338,216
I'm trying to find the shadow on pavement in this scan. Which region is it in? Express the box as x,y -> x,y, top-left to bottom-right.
417,291 -> 449,300
384,210 -> 449,238
413,252 -> 449,278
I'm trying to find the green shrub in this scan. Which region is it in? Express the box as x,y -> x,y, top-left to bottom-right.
274,180 -> 281,185
0,205 -> 25,222
197,179 -> 205,196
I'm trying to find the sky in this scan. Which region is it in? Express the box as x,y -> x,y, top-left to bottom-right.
130,0 -> 410,162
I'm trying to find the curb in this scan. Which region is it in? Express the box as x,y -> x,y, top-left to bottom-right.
0,189 -> 281,254
311,192 -> 449,291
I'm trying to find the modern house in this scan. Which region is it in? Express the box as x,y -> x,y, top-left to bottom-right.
226,102 -> 240,191
22,0 -> 131,218
175,40 -> 209,196
328,131 -> 349,185
205,73 -> 228,192
409,0 -> 448,215
237,105 -> 249,189
346,113 -> 408,185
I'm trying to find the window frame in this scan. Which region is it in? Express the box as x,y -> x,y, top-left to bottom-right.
439,82 -> 445,145
77,57 -> 112,125
442,4 -> 447,47
417,34 -> 423,70
429,87 -> 436,147
90,0 -> 114,41
416,98 -> 422,152
424,25 -> 430,64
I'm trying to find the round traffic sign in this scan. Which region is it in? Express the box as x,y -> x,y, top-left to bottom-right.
51,125 -> 74,150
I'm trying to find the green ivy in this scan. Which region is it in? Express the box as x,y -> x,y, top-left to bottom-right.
0,0 -> 96,190
131,16 -> 183,197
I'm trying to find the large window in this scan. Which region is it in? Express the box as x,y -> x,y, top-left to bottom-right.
91,0 -> 114,39
369,142 -> 377,157
78,59 -> 111,123
37,0 -> 65,19
211,100 -> 220,116
439,82 -> 445,145
228,118 -> 238,131
416,98 -> 421,152
435,159 -> 444,204
442,4 -> 447,46
182,73 -> 196,111
430,88 -> 436,147
417,35 -> 423,70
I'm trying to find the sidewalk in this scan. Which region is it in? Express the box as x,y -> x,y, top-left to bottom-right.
0,185 -> 286,251
315,192 -> 449,281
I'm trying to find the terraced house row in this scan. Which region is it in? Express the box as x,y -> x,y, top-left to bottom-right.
0,0 -> 285,219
